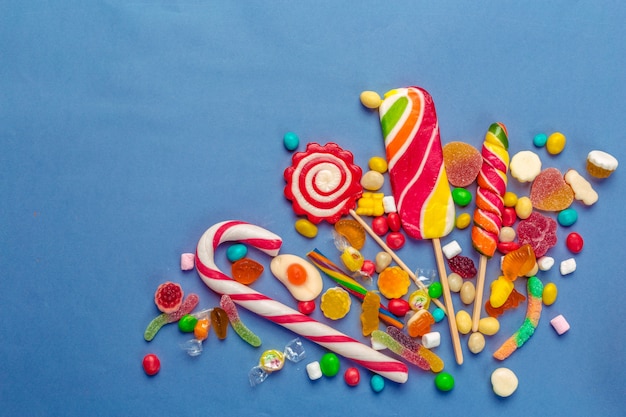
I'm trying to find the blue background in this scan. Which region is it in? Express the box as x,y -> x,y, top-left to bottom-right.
1,1 -> 625,416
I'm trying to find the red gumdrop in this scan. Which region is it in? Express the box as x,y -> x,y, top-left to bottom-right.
387,212 -> 401,232
566,232 -> 584,253
502,207 -> 517,227
360,260 -> 376,278
142,353 -> 161,376
388,298 -> 411,317
386,232 -> 406,250
344,367 -> 361,386
298,300 -> 316,315
447,255 -> 477,278
497,241 -> 520,254
371,216 -> 389,236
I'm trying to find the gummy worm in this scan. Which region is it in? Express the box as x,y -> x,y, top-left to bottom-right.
144,293 -> 199,341
307,249 -> 404,329
493,276 -> 543,360
386,326 -> 444,373
220,294 -> 262,347
371,330 -> 430,371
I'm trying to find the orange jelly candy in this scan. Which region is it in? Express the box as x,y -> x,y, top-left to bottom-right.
193,318 -> 210,341
377,266 -> 410,299
334,219 -> 366,250
529,168 -> 574,211
485,288 -> 526,318
443,141 -> 482,187
407,309 -> 435,337
231,258 -> 264,285
501,244 -> 536,281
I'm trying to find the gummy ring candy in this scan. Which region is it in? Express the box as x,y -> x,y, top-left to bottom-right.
284,142 -> 363,224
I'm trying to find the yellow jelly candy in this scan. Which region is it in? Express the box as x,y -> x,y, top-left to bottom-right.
546,132 -> 566,155
360,291 -> 381,336
368,156 -> 388,173
455,213 -> 471,229
295,219 -> 318,238
340,247 -> 364,272
490,276 -> 514,308
408,289 -> 431,310
503,191 -> 518,207
320,287 -> 351,320
356,192 -> 385,217
334,219 -> 366,250
542,282 -> 558,306
377,266 -> 410,299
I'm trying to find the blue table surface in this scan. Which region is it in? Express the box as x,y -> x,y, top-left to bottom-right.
1,2 -> 625,416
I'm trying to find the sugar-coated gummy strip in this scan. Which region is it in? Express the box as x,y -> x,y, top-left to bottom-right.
493,277 -> 543,360
307,249 -> 404,329
220,294 -> 262,347
386,326 -> 444,372
144,294 -> 200,341
195,221 -> 409,383
371,330 -> 430,371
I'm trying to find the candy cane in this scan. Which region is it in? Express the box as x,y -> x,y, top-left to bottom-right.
195,220 -> 409,383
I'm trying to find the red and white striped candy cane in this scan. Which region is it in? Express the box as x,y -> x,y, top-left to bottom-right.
195,220 -> 409,383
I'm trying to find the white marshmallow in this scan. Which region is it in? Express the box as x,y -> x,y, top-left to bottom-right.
382,195 -> 397,213
550,314 -> 570,335
559,258 -> 576,275
537,256 -> 555,271
421,332 -> 441,349
306,361 -> 323,380
442,240 -> 462,259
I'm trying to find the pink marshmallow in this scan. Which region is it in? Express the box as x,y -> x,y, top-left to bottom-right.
550,314 -> 570,335
180,253 -> 195,271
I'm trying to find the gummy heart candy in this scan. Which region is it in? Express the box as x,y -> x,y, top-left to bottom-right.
529,168 -> 574,211
517,212 -> 557,258
443,141 -> 482,187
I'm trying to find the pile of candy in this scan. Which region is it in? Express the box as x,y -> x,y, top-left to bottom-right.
141,86 -> 617,396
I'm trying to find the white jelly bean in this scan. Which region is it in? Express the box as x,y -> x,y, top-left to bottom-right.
361,170 -> 385,191
460,281 -> 476,305
491,367 -> 519,397
447,273 -> 463,293
468,332 -> 485,354
498,226 -> 516,243
456,310 -> 472,334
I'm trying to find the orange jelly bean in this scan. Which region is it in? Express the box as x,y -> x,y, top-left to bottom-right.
231,258 -> 264,285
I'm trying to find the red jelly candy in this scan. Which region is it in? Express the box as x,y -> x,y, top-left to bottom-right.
497,241 -> 520,254
502,207 -> 517,227
386,232 -> 405,250
371,216 -> 389,236
517,212 -> 557,258
447,255 -> 477,278
566,232 -> 584,253
387,212 -> 401,232
142,353 -> 161,376
387,298 -> 411,317
344,367 -> 361,386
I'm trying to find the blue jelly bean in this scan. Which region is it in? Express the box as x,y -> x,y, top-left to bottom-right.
432,308 -> 445,323
557,208 -> 578,227
226,243 -> 247,262
533,133 -> 548,148
370,374 -> 385,393
283,132 -> 300,151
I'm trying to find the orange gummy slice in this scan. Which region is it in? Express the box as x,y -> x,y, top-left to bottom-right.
334,219 -> 366,250
501,244 -> 536,281
231,258 -> 264,285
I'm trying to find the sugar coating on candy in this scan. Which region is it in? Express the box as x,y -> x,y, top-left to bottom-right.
530,168 -> 574,211
284,142 -> 363,224
220,295 -> 262,347
447,255 -> 477,278
443,141 -> 482,187
517,212 -> 557,258
509,150 -> 542,183
564,169 -> 598,205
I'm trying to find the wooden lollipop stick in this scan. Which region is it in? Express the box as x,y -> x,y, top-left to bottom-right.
433,238 -> 464,365
471,255 -> 488,332
349,210 -> 447,312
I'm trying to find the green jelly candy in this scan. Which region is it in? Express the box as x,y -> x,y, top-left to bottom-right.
178,314 -> 198,333
557,208 -> 578,227
428,282 -> 443,299
320,353 -> 340,377
452,188 -> 472,207
435,372 -> 455,391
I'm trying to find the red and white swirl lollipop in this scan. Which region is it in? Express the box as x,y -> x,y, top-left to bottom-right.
284,142 -> 363,224
195,220 -> 409,383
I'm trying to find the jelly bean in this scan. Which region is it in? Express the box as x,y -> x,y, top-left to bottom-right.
502,207 -> 517,227
491,368 -> 518,397
456,310 -> 472,334
371,216 -> 389,236
497,241 -> 520,254
370,374 -> 385,393
375,252 -> 392,273
542,282 -> 558,306
460,281 -> 476,305
455,212 -> 471,229
226,243 -> 247,262
388,298 -> 411,317
558,208 -> 578,227
515,196 -> 533,219
344,367 -> 361,386
468,332 -> 486,354
178,314 -> 198,333
295,218 -> 318,238
320,352 -> 340,377
408,289 -> 431,310
232,258 -> 264,285
368,156 -> 388,173
503,191 -> 518,207
298,300 -> 316,315
546,132 -> 566,155
360,260 -> 376,278
360,91 -> 382,109
142,353 -> 161,376
434,372 -> 455,392
566,232 -> 584,253
283,132 -> 300,151
428,282 -> 443,299
386,232 -> 406,250
387,212 -> 401,232
378,266 -> 410,299
210,307 -> 229,340
194,318 -> 210,341
432,308 -> 445,322
499,226 -> 516,243
320,287 -> 351,319
361,170 -> 385,191
447,272 -> 463,292
478,317 -> 500,335
533,133 -> 548,148
452,187 -> 472,207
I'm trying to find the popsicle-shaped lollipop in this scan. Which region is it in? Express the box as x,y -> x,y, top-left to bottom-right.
471,122 -> 510,332
378,86 -> 462,364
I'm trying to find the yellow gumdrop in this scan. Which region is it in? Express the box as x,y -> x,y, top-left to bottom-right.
360,91 -> 382,109
320,287 -> 351,319
542,282 -> 558,305
456,213 -> 471,229
295,219 -> 318,238
456,310 -> 472,335
490,276 -> 514,308
515,196 -> 533,220
503,191 -> 518,207
546,132 -> 566,155
368,156 -> 388,173
478,317 -> 500,336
